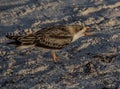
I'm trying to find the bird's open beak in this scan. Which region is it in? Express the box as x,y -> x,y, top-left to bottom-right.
83,27 -> 97,36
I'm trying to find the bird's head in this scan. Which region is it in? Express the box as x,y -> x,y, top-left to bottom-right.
66,25 -> 95,36
67,25 -> 96,42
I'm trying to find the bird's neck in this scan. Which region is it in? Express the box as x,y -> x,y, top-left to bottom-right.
72,30 -> 84,42
65,26 -> 77,35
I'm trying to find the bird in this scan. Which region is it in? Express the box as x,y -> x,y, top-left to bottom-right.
6,25 -> 94,63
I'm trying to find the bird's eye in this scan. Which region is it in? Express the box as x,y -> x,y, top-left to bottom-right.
79,27 -> 83,30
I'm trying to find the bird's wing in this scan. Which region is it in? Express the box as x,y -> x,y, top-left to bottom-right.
18,34 -> 36,45
35,26 -> 73,49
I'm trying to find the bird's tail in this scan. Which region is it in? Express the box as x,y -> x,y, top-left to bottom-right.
6,33 -> 37,46
6,34 -> 22,45
6,34 -> 22,40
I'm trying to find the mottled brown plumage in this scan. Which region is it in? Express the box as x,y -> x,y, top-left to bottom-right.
6,25 -> 93,62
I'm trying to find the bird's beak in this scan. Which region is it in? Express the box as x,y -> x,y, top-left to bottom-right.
83,27 -> 97,36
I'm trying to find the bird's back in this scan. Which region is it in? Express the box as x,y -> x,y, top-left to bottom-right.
6,25 -> 73,49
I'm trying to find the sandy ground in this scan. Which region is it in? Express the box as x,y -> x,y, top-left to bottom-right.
0,0 -> 120,89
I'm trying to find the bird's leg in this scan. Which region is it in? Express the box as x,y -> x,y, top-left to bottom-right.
51,51 -> 58,63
